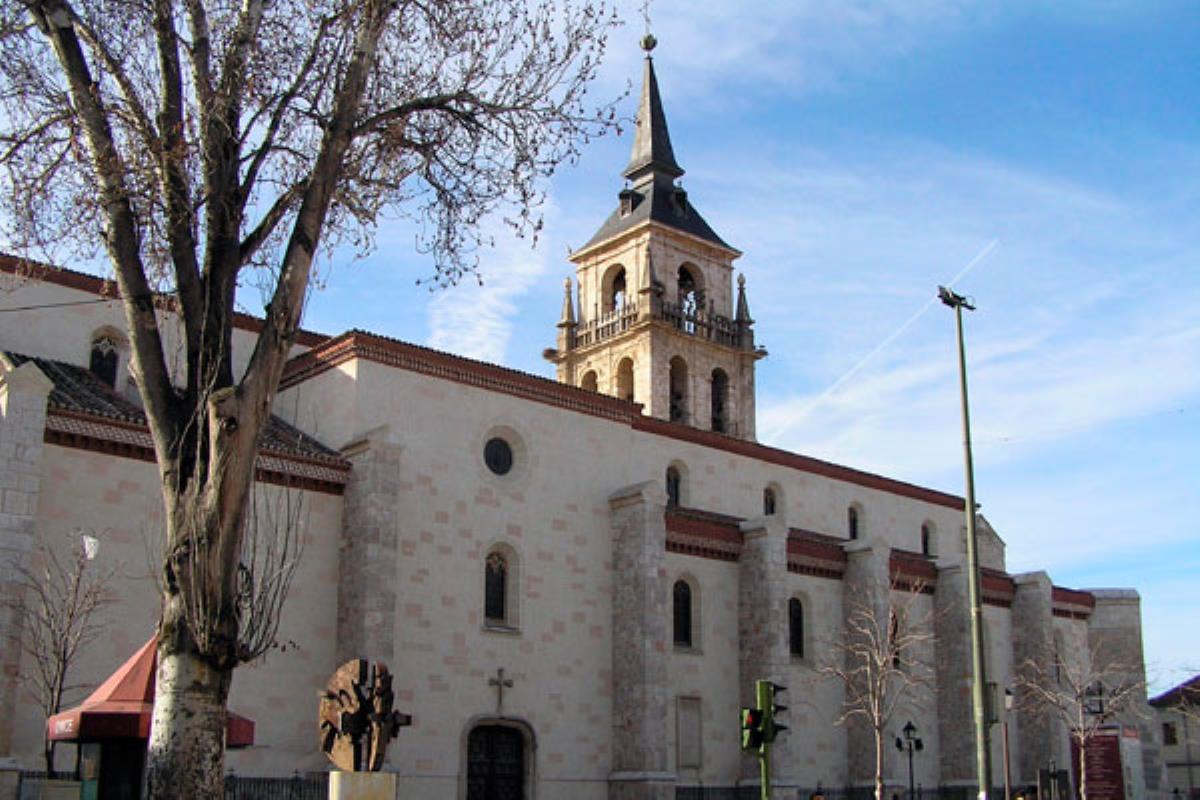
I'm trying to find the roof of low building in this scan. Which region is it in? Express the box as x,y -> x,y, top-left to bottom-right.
1150,674 -> 1200,708
3,351 -> 346,468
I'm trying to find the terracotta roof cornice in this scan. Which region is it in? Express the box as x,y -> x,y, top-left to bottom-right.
282,330 -> 966,509
634,416 -> 966,510
281,330 -> 643,424
43,407 -> 349,494
0,253 -> 328,347
1051,586 -> 1095,619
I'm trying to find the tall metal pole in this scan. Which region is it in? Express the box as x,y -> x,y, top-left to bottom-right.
940,286 -> 993,800
907,742 -> 916,800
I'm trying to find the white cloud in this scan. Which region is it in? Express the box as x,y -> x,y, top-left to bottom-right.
425,202 -> 560,363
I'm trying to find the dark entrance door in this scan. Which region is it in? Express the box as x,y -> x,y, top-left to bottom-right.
467,724 -> 525,800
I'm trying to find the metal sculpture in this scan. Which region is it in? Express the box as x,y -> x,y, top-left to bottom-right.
319,659 -> 411,771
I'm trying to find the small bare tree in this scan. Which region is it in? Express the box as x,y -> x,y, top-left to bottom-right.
8,532 -> 117,776
1015,639 -> 1147,800
818,580 -> 935,800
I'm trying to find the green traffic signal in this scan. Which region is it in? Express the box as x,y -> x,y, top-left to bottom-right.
762,680 -> 788,743
740,707 -> 764,751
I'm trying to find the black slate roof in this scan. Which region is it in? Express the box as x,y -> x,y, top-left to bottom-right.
4,351 -> 344,464
579,178 -> 736,254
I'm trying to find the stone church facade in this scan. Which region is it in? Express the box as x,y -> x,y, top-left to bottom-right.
0,41 -> 1165,800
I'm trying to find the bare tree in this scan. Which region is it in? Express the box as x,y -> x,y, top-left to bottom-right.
7,532 -> 117,776
818,581 -> 935,800
0,2 -> 621,795
1015,639 -> 1148,800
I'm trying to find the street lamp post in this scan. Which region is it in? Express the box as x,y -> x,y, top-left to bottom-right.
939,285 -> 993,800
896,721 -> 924,800
1002,688 -> 1014,800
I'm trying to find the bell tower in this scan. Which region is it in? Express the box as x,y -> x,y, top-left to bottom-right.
548,35 -> 765,440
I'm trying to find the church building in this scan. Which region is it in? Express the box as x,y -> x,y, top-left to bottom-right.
0,37 -> 1166,800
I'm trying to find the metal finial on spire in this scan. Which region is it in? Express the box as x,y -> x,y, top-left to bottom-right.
640,0 -> 654,46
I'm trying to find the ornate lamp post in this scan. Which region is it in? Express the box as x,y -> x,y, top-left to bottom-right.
896,720 -> 924,800
1002,688 -> 1014,800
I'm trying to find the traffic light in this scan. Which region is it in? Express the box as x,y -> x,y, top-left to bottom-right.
763,681 -> 788,743
740,707 -> 764,751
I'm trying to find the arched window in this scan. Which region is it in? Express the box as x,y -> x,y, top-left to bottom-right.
710,368 -> 728,433
763,487 -> 777,516
677,266 -> 699,334
602,264 -> 627,312
673,579 -> 693,647
485,551 -> 508,624
666,466 -> 681,507
889,609 -> 901,668
89,334 -> 120,387
921,522 -> 935,557
615,357 -> 634,403
848,506 -> 860,540
788,597 -> 804,658
580,370 -> 598,392
669,356 -> 688,423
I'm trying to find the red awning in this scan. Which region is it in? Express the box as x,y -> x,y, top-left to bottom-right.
46,637 -> 255,747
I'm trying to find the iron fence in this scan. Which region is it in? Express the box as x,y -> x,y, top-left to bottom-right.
224,773 -> 328,800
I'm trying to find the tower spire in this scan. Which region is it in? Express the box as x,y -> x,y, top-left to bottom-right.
622,34 -> 684,186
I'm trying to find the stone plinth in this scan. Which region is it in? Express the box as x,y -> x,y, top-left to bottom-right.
329,771 -> 396,800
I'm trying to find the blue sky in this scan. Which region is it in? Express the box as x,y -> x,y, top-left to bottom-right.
297,2 -> 1200,690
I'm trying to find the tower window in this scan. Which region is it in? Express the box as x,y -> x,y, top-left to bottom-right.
615,358 -> 634,402
485,551 -> 508,623
673,579 -> 693,648
763,487 -> 776,516
612,270 -> 626,310
710,368 -> 728,433
669,356 -> 688,423
666,466 -> 681,507
89,334 -> 119,387
848,506 -> 859,540
921,523 -> 935,556
788,597 -> 804,658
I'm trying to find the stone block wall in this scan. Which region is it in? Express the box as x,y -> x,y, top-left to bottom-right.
0,361 -> 52,756
336,427 -> 401,665
737,513 -> 790,792
608,482 -> 673,800
1011,572 -> 1058,782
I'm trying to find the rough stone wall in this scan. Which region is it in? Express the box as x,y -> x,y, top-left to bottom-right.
934,564 -> 976,784
337,427 -> 401,664
840,540 -> 894,786
737,513 -> 791,794
1088,589 -> 1167,795
0,362 -> 51,756
609,482 -> 673,800
1011,572 -> 1058,783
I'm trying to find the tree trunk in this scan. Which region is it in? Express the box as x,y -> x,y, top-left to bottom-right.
143,611 -> 232,799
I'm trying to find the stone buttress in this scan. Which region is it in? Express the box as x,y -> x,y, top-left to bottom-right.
608,481 -> 673,800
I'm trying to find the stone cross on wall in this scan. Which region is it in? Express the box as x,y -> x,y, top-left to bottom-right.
489,668 -> 514,713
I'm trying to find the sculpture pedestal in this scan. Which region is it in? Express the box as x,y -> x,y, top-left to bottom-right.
329,771 -> 397,800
